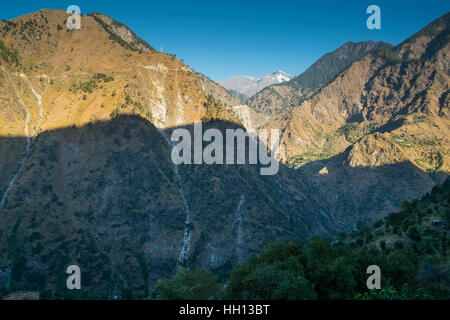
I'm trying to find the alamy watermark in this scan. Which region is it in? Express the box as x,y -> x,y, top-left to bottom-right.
366,5 -> 381,30
366,265 -> 381,290
66,5 -> 81,30
170,122 -> 280,175
66,265 -> 81,290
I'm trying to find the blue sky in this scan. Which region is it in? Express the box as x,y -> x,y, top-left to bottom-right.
1,1 -> 449,80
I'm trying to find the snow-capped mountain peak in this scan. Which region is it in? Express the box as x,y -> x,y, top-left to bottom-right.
272,70 -> 291,83
218,70 -> 292,97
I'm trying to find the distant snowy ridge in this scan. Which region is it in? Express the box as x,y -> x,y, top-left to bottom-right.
218,70 -> 292,97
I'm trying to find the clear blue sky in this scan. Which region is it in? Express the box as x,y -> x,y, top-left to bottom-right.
1,1 -> 449,80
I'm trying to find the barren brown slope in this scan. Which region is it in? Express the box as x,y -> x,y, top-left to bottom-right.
0,9 -> 240,132
0,9 -> 246,193
275,12 -> 450,166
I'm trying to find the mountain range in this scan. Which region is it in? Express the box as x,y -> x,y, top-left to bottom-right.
0,9 -> 448,298
248,41 -> 393,117
218,70 -> 292,98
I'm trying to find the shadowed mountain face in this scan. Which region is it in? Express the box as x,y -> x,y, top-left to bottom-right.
0,9 -> 449,298
0,116 -> 332,298
0,116 -> 437,298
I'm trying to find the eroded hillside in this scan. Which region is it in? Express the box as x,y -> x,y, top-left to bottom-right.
268,12 -> 450,229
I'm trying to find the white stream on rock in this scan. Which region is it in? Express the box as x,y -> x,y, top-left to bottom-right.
0,74 -> 44,209
159,130 -> 191,266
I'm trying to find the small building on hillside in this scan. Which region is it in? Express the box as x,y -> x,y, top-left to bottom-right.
432,219 -> 443,231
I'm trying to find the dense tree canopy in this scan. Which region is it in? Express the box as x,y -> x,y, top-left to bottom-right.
150,179 -> 449,300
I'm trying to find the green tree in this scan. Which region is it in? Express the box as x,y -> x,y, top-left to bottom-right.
151,268 -> 224,300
